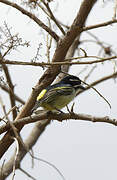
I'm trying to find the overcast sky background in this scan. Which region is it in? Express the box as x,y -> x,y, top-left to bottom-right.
0,0 -> 117,180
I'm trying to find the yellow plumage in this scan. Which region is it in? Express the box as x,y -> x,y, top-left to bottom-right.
37,89 -> 47,101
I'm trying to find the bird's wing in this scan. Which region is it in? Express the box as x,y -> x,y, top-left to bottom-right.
41,86 -> 74,103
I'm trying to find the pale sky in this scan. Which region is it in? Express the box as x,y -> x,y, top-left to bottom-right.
0,1 -> 117,180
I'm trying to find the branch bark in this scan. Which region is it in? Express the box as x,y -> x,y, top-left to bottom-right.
0,55 -> 116,66
0,111 -> 117,136
83,19 -> 117,31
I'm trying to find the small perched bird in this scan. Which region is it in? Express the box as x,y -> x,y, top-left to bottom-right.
32,75 -> 85,113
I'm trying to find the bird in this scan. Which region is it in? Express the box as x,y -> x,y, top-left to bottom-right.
32,75 -> 85,113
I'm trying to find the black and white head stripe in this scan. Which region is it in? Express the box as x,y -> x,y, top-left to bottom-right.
60,75 -> 81,84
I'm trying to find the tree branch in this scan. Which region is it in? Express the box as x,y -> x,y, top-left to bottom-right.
0,111 -> 117,135
0,55 -> 116,67
59,18 -> 117,33
82,72 -> 117,92
42,1 -> 65,35
0,53 -> 17,120
83,19 -> 117,31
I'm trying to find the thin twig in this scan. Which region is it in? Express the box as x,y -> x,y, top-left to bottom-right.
43,1 -> 65,35
113,0 -> 117,19
19,167 -> 37,180
77,65 -> 88,76
12,137 -> 19,180
1,106 -> 17,122
0,159 -> 5,179
32,155 -> 66,180
37,1 -> 50,17
0,95 -> 7,123
86,31 -> 105,49
82,80 -> 111,109
84,65 -> 97,82
46,18 -> 52,63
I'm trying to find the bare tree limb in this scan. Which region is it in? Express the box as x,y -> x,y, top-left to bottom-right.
42,1 -> 65,35
0,53 -> 17,119
0,111 -> 117,136
83,19 -> 117,31
80,72 -> 117,93
0,55 -> 116,67
60,18 -> 117,33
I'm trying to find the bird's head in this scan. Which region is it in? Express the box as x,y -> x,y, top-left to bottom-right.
60,75 -> 85,91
